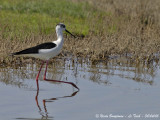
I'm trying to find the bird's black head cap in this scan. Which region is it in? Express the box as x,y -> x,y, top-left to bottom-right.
56,23 -> 66,29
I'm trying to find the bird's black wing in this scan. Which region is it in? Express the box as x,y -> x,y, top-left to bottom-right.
12,42 -> 57,55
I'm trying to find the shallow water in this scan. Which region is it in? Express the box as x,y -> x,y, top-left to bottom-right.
0,57 -> 160,120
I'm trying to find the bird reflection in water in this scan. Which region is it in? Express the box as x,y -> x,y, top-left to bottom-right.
35,88 -> 79,119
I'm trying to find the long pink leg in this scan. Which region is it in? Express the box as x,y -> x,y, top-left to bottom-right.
36,61 -> 45,90
43,60 -> 49,80
43,60 -> 79,90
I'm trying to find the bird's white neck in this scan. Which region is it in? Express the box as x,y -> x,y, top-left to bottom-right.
54,28 -> 64,48
56,29 -> 64,41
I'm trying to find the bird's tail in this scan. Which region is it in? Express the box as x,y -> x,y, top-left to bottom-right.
9,52 -> 17,56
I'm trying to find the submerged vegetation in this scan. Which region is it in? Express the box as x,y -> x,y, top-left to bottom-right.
0,0 -> 160,65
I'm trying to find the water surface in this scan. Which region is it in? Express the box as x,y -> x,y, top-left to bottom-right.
0,57 -> 160,120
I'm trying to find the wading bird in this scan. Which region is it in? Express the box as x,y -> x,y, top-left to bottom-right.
12,23 -> 79,90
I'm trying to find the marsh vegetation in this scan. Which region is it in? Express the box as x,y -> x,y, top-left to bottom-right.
0,0 -> 160,64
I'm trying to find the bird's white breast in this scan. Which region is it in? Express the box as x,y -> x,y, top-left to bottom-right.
38,39 -> 63,60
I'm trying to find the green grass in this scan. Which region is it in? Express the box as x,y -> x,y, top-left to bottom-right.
0,0 -> 102,38
1,0 -> 160,63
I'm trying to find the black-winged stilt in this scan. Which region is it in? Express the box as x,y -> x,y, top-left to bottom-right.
12,23 -> 79,90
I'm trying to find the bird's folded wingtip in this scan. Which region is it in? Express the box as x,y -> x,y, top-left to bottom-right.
9,53 -> 15,56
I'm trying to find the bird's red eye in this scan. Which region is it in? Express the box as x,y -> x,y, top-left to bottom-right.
61,25 -> 65,28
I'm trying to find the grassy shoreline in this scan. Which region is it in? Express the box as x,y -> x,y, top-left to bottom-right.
0,0 -> 160,64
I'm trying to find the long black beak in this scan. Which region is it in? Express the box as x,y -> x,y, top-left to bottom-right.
65,29 -> 76,38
